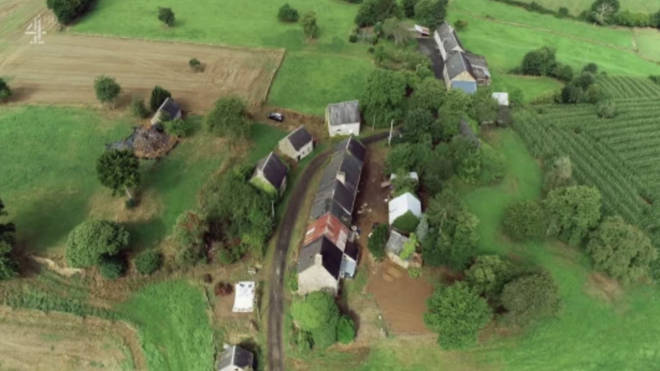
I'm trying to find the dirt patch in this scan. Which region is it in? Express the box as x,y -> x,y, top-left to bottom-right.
87,188 -> 162,225
256,106 -> 326,140
584,272 -> 623,304
0,34 -> 284,113
0,306 -> 146,370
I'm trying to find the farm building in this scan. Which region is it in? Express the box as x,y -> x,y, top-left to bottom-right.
388,192 -> 422,226
250,152 -> 288,196
151,97 -> 182,125
297,236 -> 344,295
278,125 -> 313,161
326,100 -> 361,137
304,212 -> 350,251
385,230 -> 422,269
218,344 -> 254,371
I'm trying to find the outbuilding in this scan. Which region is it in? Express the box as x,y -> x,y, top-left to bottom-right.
218,344 -> 254,371
278,126 -> 313,161
326,100 -> 361,137
388,192 -> 422,226
250,152 -> 288,196
151,97 -> 182,125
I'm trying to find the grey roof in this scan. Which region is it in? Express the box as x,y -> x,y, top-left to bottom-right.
341,136 -> 367,163
310,197 -> 352,225
344,242 -> 359,261
417,37 -> 445,79
218,345 -> 254,370
297,236 -> 343,279
327,100 -> 360,126
445,51 -> 472,80
385,230 -> 409,256
464,52 -> 490,80
286,126 -> 313,151
325,151 -> 363,193
257,152 -> 287,188
437,22 -> 463,53
157,97 -> 181,120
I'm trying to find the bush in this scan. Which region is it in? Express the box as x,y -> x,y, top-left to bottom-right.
158,7 -> 175,27
550,64 -> 574,82
66,220 -> 129,268
150,86 -> 172,112
402,0 -> 418,17
94,75 -> 121,105
47,0 -> 93,24
544,185 -> 602,245
501,271 -> 561,326
0,78 -> 12,102
368,224 -> 389,260
349,33 -> 358,43
285,271 -> 298,293
355,0 -> 401,27
650,75 -> 660,85
290,292 -> 340,349
502,200 -> 545,241
188,58 -> 203,72
465,255 -> 517,300
414,0 -> 448,29
165,118 -> 190,137
596,100 -> 616,118
98,255 -> 126,280
173,211 -> 208,267
521,47 -> 557,76
135,250 -> 162,275
205,96 -> 250,139
392,211 -> 420,234
131,97 -> 149,118
408,266 -> 422,278
278,3 -> 299,22
582,63 -> 598,74
337,316 -> 356,344
558,7 -> 570,18
302,11 -> 320,39
543,156 -> 574,194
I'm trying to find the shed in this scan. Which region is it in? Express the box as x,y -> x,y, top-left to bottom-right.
388,192 -> 422,225
232,281 -> 255,313
218,344 -> 254,371
250,152 -> 288,196
278,126 -> 314,161
492,92 -> 509,106
151,97 -> 182,125
326,100 -> 361,137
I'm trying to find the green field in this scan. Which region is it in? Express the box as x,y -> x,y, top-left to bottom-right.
118,280 -> 215,371
514,0 -> 660,17
448,0 -> 660,101
73,0 -> 374,115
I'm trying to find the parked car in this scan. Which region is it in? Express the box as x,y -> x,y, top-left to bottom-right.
268,112 -> 284,122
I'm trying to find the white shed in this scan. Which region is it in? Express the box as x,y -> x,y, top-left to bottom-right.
388,192 -> 422,225
326,100 -> 361,137
492,92 -> 509,106
232,281 -> 255,313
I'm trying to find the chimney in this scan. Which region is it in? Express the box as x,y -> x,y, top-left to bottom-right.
314,253 -> 323,266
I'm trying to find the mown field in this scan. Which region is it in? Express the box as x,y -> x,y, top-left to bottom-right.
513,0 -> 660,16
72,0 -> 374,115
514,76 -> 660,245
448,0 -> 660,101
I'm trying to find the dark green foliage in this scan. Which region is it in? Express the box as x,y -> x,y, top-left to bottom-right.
401,108 -> 438,143
465,255 -> 517,300
558,7 -> 570,17
596,100 -> 617,118
613,11 -> 652,27
361,69 -> 407,128
502,200 -> 545,241
402,0 -> 418,17
408,78 -> 445,113
574,72 -> 596,90
349,33 -> 358,43
302,11 -> 320,39
96,150 -> 140,198
368,223 -> 389,260
588,0 -> 620,24
649,75 -> 660,85
582,63 -> 598,74
158,7 -> 175,27
0,200 -> 17,280
46,0 -> 93,24
521,47 -> 557,76
543,156 -> 575,194
290,292 -> 340,349
544,185 -> 602,246
392,211 -> 420,234
560,83 -> 583,104
385,142 -> 429,175
135,249 -> 163,275
337,316 -> 356,344
285,270 -> 298,293
414,0 -> 448,29
131,97 -> 149,118
421,146 -> 454,194
424,282 -> 492,349
94,75 -> 121,105
471,88 -> 499,124
586,216 -> 657,282
501,271 -> 561,326
0,78 -> 12,102
173,210 -> 208,266
355,0 -> 401,27
550,63 -> 574,82
99,255 -> 126,280
150,86 -> 172,112
165,118 -> 190,137
278,3 -> 299,22
205,96 -> 251,139
188,58 -> 203,72
437,105 -> 463,141
66,220 -> 129,268
449,136 -> 482,183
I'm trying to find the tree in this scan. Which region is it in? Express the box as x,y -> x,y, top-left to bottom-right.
0,200 -> 17,280
421,145 -> 453,194
544,185 -> 602,245
94,76 -> 121,106
158,7 -> 175,27
382,17 -> 411,46
173,210 -> 208,266
560,83 -> 583,104
135,249 -> 163,275
465,255 -> 517,300
96,150 -> 140,199
337,315 -> 356,344
550,63 -> 574,82
66,220 -> 129,268
502,200 -> 545,241
401,108 -> 436,143
384,142 -> 429,174
586,216 -> 657,282
449,136 -> 481,183
368,223 -> 388,260
99,255 -> 126,280
424,282 -> 492,349
414,0 -> 448,29
361,69 -> 408,128
165,118 -> 190,137
355,0 -> 401,27
205,96 -> 251,139
582,63 -> 599,74
131,97 -> 149,118
188,58 -> 203,72
301,11 -> 320,39
521,47 -> 557,76
0,78 -> 11,102
501,272 -> 561,326
392,211 -> 420,234
471,87 -> 498,124
150,86 -> 172,112
278,3 -> 299,22
589,0 -> 620,24
408,78 -> 445,113
543,156 -> 574,194
596,99 -> 617,118
46,0 -> 93,24
291,292 -> 340,349
402,0 -> 418,17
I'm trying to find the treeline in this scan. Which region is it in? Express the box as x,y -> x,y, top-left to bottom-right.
47,0 -> 94,25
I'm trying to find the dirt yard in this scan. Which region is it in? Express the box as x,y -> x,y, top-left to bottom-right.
0,33 -> 284,113
0,306 -> 145,370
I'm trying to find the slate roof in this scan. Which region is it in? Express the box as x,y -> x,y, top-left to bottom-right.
445,51 -> 472,80
297,236 -> 343,279
341,136 -> 367,163
464,52 -> 491,80
344,242 -> 359,261
325,151 -> 363,193
286,126 -> 313,151
157,97 -> 181,120
327,100 -> 360,126
218,345 -> 254,370
256,152 -> 287,189
437,22 -> 464,53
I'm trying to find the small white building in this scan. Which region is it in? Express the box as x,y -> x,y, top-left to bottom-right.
389,172 -> 419,183
278,126 -> 314,162
492,92 -> 509,106
218,344 -> 254,371
388,192 -> 422,225
232,281 -> 255,313
326,100 -> 360,137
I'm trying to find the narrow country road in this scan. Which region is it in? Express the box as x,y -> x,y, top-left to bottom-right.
267,133 -> 388,371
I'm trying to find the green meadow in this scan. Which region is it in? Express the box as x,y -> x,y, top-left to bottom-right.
73,0 -> 374,115
514,0 -> 660,16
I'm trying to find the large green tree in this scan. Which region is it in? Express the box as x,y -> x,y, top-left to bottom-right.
501,271 -> 561,326
586,216 -> 657,282
150,86 -> 172,112
291,292 -> 341,349
0,78 -> 11,102
465,255 -> 517,301
94,75 -> 121,107
544,185 -> 602,245
205,96 -> 251,139
408,78 -> 445,113
46,0 -> 93,24
96,150 -> 140,199
414,0 -> 448,29
424,282 -> 492,349
361,69 -> 408,128
66,220 -> 129,268
355,0 -> 401,27
158,7 -> 175,27
502,200 -> 545,241
301,11 -> 320,39
0,200 -> 17,280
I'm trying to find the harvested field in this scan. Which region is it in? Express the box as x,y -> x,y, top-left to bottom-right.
0,34 -> 284,112
0,306 -> 145,370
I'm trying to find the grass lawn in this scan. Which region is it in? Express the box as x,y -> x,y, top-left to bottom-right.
117,280 -> 215,371
73,0 -> 374,115
512,0 -> 660,16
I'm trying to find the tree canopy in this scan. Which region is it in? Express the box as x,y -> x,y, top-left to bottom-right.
301,11 -> 320,39
367,223 -> 389,260
355,0 -> 401,27
501,271 -> 561,326
414,0 -> 448,29
424,282 -> 492,349
96,150 -> 140,199
408,78 -> 445,113
502,200 -> 545,241
465,255 -> 517,300
544,185 -> 602,245
0,78 -> 11,102
158,7 -> 175,27
66,220 -> 129,268
94,75 -> 121,105
173,210 -> 209,266
150,86 -> 172,112
361,69 -> 408,128
291,292 -> 341,349
204,96 -> 251,139
278,3 -> 299,22
0,200 -> 17,280
586,216 -> 657,282
47,0 -> 93,24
